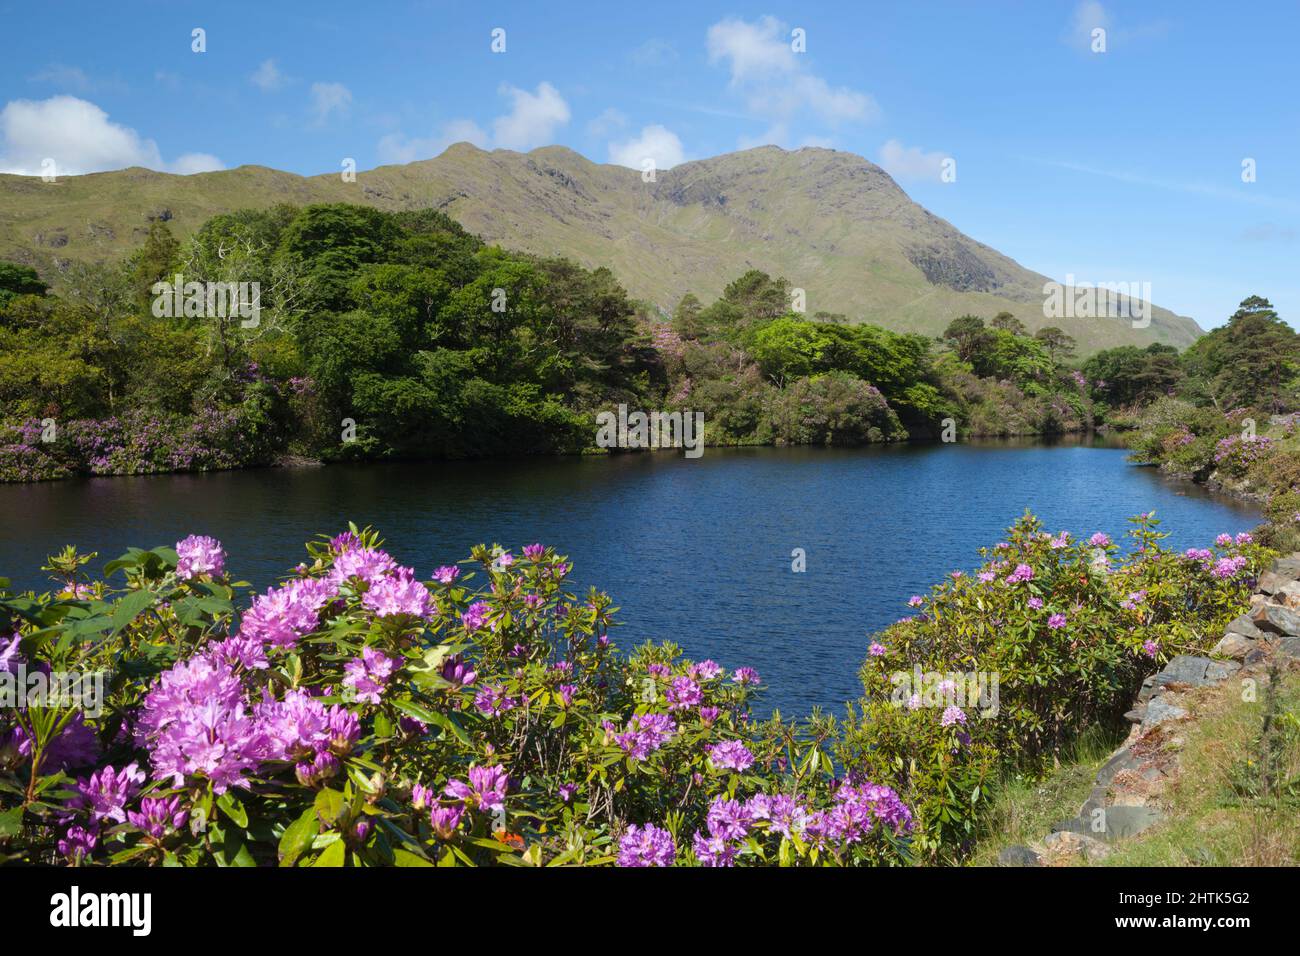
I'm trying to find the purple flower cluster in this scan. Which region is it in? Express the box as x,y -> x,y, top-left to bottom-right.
613,713 -> 677,759
241,577 -> 338,649
342,647 -> 400,704
362,568 -> 433,619
445,764 -> 508,813
1005,563 -> 1034,584
175,535 -> 226,580
617,823 -> 676,867
707,739 -> 755,771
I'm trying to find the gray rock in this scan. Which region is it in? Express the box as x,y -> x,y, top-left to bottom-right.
1258,570 -> 1291,594
1252,603 -> 1300,637
1050,817 -> 1090,835
1080,786 -> 1109,821
1269,554 -> 1300,578
1097,805 -> 1163,842
1123,706 -> 1146,724
1043,830 -> 1112,860
1211,632 -> 1256,661
1279,636 -> 1300,661
1137,675 -> 1159,704
1277,582 -> 1300,608
1206,660 -> 1243,681
1245,646 -> 1271,666
1154,655 -> 1212,688
1096,748 -> 1142,788
1226,614 -> 1266,640
1142,697 -> 1189,729
997,845 -> 1042,867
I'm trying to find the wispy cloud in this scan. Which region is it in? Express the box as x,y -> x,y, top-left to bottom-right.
1020,155 -> 1300,213
309,82 -> 352,124
706,15 -> 879,148
878,139 -> 949,182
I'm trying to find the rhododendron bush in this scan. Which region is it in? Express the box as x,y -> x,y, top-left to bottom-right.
839,512 -> 1268,859
0,528 -> 911,867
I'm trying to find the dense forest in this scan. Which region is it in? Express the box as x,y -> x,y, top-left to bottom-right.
1,203 -> 1297,484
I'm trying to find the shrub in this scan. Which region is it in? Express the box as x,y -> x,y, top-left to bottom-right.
837,512 -> 1268,861
0,530 -> 911,867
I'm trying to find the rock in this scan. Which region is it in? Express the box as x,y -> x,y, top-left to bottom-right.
1277,582 -> 1300,609
1050,817 -> 1090,835
1097,805 -> 1163,841
1269,554 -> 1300,578
1206,659 -> 1242,681
1252,603 -> 1300,637
1123,706 -> 1146,724
1226,614 -> 1266,640
1043,830 -> 1111,861
1245,646 -> 1271,666
1137,675 -> 1159,704
997,845 -> 1042,867
1153,655 -> 1212,689
1279,637 -> 1300,662
1258,570 -> 1291,594
1096,748 -> 1142,788
1211,632 -> 1256,661
1142,697 -> 1189,729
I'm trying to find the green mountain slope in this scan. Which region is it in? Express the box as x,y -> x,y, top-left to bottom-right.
0,143 -> 1202,353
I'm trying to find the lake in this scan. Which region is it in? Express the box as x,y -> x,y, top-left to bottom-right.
0,438 -> 1260,716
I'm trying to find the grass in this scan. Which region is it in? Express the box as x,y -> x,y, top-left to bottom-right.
969,722 -> 1125,866
1097,668 -> 1300,866
970,668 -> 1300,867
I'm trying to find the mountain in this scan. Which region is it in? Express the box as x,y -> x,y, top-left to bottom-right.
0,144 -> 1202,352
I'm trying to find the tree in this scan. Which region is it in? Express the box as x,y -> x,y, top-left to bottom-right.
1182,296 -> 1298,412
0,261 -> 48,309
943,315 -> 994,364
1033,326 -> 1076,363
990,311 -> 1026,335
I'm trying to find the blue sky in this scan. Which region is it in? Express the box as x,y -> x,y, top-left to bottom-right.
2,0 -> 1298,330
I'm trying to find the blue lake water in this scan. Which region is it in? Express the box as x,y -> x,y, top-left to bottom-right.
0,438 -> 1260,716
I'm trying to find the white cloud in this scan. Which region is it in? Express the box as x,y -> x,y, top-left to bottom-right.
381,82 -> 571,164
706,15 -> 878,146
491,82 -> 570,150
170,152 -> 225,175
309,81 -> 351,123
877,139 -> 948,181
0,96 -> 223,176
608,125 -> 685,170
377,119 -> 488,164
250,59 -> 286,92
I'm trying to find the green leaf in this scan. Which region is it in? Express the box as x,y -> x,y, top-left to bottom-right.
314,788 -> 345,827
217,792 -> 249,829
312,839 -> 347,868
393,848 -> 434,867
278,806 -> 321,867
0,807 -> 22,839
109,589 -> 158,636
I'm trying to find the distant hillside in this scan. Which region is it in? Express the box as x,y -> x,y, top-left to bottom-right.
0,144 -> 1203,353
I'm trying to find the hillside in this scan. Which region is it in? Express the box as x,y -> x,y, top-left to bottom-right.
0,144 -> 1203,353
